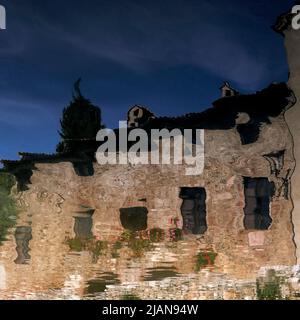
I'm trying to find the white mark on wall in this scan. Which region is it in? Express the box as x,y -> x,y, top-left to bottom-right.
0,265 -> 6,290
0,5 -> 6,30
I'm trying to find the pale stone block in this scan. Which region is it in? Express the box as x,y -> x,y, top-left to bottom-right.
0,265 -> 6,290
215,192 -> 233,201
226,176 -> 236,188
248,231 -> 265,247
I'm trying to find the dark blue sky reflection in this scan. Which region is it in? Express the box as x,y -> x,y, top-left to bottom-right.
0,0 -> 294,160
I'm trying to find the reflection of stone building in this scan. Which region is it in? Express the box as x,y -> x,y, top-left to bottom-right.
0,82 -> 297,297
0,4 -> 300,300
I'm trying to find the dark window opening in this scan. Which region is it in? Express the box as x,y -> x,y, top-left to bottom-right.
243,177 -> 274,230
225,90 -> 232,97
179,187 -> 207,235
143,267 -> 179,281
236,121 -> 260,145
119,207 -> 148,231
15,168 -> 34,191
74,214 -> 94,239
72,161 -> 94,176
85,273 -> 120,295
263,150 -> 285,177
14,226 -> 32,264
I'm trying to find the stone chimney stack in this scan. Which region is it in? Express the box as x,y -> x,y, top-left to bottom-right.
220,82 -> 239,98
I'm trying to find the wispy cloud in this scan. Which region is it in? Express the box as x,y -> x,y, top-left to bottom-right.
24,0 -> 283,89
0,96 -> 56,127
0,0 -> 291,89
0,0 -> 293,160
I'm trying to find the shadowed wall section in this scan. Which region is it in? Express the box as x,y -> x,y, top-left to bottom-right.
274,7 -> 300,261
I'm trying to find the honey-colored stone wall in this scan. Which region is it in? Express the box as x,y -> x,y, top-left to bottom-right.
281,21 -> 300,261
0,118 -> 296,299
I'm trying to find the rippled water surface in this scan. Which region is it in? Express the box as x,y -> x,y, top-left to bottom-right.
0,173 -> 282,300
0,203 -> 235,300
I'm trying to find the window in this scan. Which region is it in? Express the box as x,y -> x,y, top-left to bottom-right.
72,161 -> 94,176
179,187 -> 207,235
236,120 -> 260,145
74,215 -> 93,239
243,177 -> 274,230
119,207 -> 148,231
225,89 -> 232,97
14,226 -> 32,264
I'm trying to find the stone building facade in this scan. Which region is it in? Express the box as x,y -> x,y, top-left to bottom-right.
274,6 -> 300,261
0,4 -> 300,299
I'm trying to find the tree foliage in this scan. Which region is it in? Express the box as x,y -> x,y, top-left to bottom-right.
57,79 -> 105,153
0,173 -> 17,244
